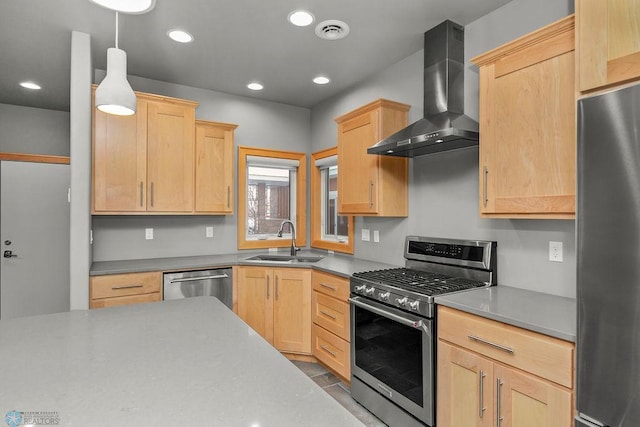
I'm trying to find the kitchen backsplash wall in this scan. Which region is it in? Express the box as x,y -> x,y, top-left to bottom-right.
91,73 -> 311,262
310,0 -> 576,297
0,103 -> 70,156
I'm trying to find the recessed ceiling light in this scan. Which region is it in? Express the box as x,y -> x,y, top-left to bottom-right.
288,10 -> 315,27
167,29 -> 194,43
247,82 -> 264,91
20,81 -> 41,90
313,76 -> 330,85
88,0 -> 156,14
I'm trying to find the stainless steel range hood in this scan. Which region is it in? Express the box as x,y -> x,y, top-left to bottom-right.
368,20 -> 479,157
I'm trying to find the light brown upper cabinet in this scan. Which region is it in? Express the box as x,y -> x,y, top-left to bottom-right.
472,16 -> 576,219
194,120 -> 237,214
93,88 -> 198,214
577,0 -> 640,92
335,99 -> 410,217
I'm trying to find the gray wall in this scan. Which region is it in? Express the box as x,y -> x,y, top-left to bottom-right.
310,0 -> 576,297
0,104 -> 70,156
92,74 -> 311,262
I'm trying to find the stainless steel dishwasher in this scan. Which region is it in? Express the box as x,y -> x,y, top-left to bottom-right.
163,268 -> 232,309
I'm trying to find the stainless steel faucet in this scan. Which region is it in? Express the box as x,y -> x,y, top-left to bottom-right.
277,220 -> 298,256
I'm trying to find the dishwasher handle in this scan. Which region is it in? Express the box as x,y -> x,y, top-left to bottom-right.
169,274 -> 229,284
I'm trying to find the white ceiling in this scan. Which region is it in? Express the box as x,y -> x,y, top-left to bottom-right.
0,0 -> 513,112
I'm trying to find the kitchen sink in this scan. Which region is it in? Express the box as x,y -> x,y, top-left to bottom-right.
244,255 -> 324,263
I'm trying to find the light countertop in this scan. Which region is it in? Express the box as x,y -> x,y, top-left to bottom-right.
435,285 -> 576,342
0,297 -> 364,426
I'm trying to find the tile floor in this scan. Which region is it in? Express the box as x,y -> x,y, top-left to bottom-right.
291,360 -> 386,427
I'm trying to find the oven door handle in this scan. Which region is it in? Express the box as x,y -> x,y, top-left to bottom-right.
349,297 -> 431,336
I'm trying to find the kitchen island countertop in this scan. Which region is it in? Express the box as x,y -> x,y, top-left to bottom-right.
435,285 -> 576,342
0,297 -> 364,426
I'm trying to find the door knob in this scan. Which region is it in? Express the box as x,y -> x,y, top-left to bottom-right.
3,250 -> 17,258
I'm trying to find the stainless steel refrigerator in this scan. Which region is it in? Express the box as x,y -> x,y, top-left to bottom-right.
576,82 -> 640,427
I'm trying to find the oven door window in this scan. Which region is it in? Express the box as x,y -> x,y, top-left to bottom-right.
353,304 -> 424,406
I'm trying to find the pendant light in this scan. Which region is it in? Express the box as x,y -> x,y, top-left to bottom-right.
95,11 -> 136,116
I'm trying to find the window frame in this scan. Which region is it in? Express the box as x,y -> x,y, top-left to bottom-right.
238,146 -> 306,250
311,147 -> 354,254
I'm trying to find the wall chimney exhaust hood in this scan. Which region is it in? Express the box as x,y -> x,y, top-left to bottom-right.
368,20 -> 479,157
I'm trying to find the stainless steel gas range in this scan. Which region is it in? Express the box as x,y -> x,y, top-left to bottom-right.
349,236 -> 497,427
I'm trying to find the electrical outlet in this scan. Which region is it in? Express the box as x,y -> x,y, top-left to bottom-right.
145,228 -> 154,240
549,241 -> 563,262
361,229 -> 370,242
373,230 -> 380,243
206,226 -> 214,238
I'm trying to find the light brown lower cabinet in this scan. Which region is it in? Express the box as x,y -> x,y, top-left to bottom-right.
90,271 -> 162,309
311,271 -> 351,381
236,266 -> 312,355
437,307 -> 574,427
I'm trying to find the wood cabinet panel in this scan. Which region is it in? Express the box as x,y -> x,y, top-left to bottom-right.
335,99 -> 409,217
578,0 -> 640,91
194,120 -> 236,214
236,266 -> 273,343
146,100 -> 194,212
312,270 -> 350,302
89,271 -> 162,309
312,324 -> 350,381
473,16 -> 576,219
312,291 -> 349,341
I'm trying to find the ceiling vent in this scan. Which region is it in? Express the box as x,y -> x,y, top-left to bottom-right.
315,20 -> 350,40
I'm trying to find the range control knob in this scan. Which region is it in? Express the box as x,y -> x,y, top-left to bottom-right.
354,285 -> 366,294
409,301 -> 420,311
379,292 -> 390,302
395,297 -> 408,307
365,287 -> 375,296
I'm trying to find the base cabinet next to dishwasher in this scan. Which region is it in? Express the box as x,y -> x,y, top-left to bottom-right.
437,307 -> 574,427
311,271 -> 351,381
90,271 -> 162,308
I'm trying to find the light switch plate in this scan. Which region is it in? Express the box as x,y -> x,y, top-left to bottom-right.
145,228 -> 154,240
361,229 -> 370,242
206,226 -> 214,238
373,230 -> 380,243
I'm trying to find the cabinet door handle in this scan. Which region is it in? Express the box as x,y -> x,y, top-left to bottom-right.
139,181 -> 144,207
369,180 -> 374,208
227,186 -> 231,208
112,284 -> 144,290
483,166 -> 488,207
319,283 -> 337,291
320,310 -> 337,320
468,335 -> 514,354
275,276 -> 279,300
496,378 -> 503,427
479,369 -> 486,418
320,344 -> 337,357
266,276 -> 270,299
150,182 -> 155,207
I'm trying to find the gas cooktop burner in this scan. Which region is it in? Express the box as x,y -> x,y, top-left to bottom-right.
352,268 -> 487,296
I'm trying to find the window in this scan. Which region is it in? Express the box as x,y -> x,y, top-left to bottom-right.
311,147 -> 354,254
238,147 -> 306,249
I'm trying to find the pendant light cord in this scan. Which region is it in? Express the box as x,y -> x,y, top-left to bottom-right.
115,11 -> 119,49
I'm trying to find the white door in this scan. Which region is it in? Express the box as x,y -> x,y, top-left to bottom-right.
1,161 -> 70,319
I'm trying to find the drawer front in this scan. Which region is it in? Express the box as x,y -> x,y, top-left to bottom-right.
312,271 -> 350,302
312,291 -> 350,341
89,292 -> 161,309
438,306 -> 574,388
312,324 -> 350,380
90,272 -> 162,300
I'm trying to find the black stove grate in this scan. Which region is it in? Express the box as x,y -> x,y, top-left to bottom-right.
352,268 -> 486,296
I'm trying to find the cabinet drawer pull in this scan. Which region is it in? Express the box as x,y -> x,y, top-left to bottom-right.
320,310 -> 337,320
479,369 -> 486,418
319,283 -> 337,291
111,284 -> 144,290
483,166 -> 488,207
468,335 -> 514,354
320,344 -> 337,357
